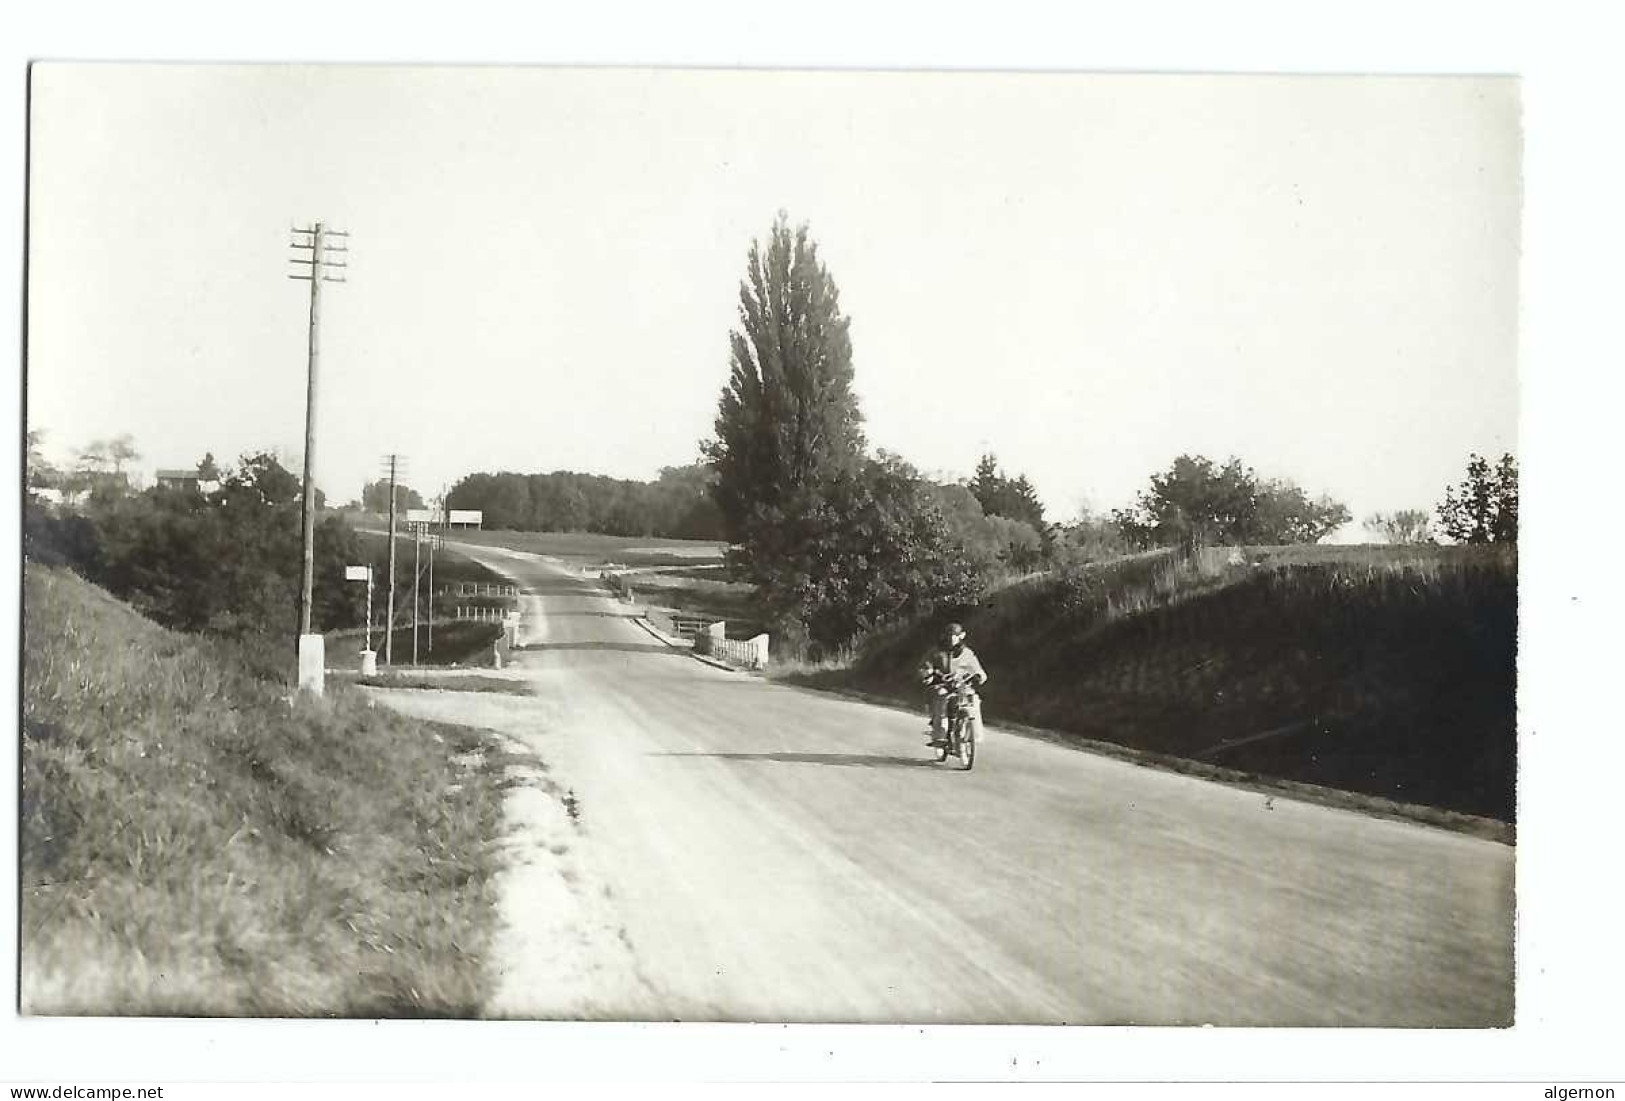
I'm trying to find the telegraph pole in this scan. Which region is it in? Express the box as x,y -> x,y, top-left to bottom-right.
425,531 -> 435,655
426,515 -> 438,655
428,484 -> 449,654
383,453 -> 401,667
412,524 -> 422,666
288,222 -> 348,695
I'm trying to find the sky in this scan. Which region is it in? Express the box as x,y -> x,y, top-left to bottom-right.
26,65 -> 1520,532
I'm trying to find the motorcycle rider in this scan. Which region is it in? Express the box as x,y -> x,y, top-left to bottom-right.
920,621 -> 987,746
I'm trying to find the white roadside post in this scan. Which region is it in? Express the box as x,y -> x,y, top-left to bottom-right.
346,564 -> 376,675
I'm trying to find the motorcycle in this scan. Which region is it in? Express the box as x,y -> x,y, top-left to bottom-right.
928,672 -> 983,770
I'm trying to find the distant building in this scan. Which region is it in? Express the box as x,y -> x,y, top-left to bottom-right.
156,468 -> 201,492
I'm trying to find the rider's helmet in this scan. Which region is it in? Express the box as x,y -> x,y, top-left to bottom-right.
943,621 -> 966,654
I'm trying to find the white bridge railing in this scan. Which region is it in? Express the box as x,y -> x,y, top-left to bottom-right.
454,606 -> 520,623
604,571 -> 769,669
687,618 -> 769,669
695,627 -> 770,670
449,582 -> 519,597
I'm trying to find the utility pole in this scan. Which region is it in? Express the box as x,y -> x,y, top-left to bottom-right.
428,483 -> 448,654
383,453 -> 401,667
412,524 -> 422,666
288,222 -> 348,696
426,526 -> 437,655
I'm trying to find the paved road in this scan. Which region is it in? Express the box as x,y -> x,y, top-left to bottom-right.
398,546 -> 1515,1026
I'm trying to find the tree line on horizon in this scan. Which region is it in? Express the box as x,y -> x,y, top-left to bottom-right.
442,465 -> 726,541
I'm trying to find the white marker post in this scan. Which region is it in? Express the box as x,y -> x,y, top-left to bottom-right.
346,564 -> 376,675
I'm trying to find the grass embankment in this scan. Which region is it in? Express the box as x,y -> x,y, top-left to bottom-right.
782,545 -> 1517,823
21,564 -> 521,1016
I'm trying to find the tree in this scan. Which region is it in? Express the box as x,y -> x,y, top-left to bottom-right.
1437,453 -> 1517,544
705,211 -> 865,554
1114,454 -> 1350,547
74,438 -> 112,474
65,435 -> 140,501
969,454 -> 1046,530
651,464 -> 725,541
440,466 -> 725,539
362,478 -> 425,514
196,452 -> 222,482
923,480 -> 1044,574
26,430 -> 59,492
751,456 -> 981,650
107,434 -> 141,475
1492,453 -> 1519,544
1364,509 -> 1434,545
1252,478 -> 1351,544
1054,502 -> 1131,564
222,451 -> 302,508
970,455 -> 1003,515
1121,455 -> 1258,547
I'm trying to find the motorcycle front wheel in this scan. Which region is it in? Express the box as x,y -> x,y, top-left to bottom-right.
959,719 -> 977,770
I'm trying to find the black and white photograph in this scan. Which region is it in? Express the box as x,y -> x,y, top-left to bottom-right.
20,60 -> 1520,1027
6,3 -> 1621,1090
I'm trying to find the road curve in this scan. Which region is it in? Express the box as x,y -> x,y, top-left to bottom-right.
394,546 -> 1515,1026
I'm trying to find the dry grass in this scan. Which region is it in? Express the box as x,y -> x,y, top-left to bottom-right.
354,674 -> 535,697
20,564 -> 515,1016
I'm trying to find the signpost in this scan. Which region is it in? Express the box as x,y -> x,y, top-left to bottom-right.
397,508 -> 482,529
345,564 -> 375,674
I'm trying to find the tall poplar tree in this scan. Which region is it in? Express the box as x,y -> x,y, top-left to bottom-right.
706,212 -> 865,564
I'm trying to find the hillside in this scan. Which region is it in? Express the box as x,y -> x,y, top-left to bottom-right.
784,545 -> 1517,823
20,564 -> 517,1015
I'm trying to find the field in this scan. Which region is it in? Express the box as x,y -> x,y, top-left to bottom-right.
20,564 -> 521,1015
348,521 -> 728,569
782,544 -> 1518,824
